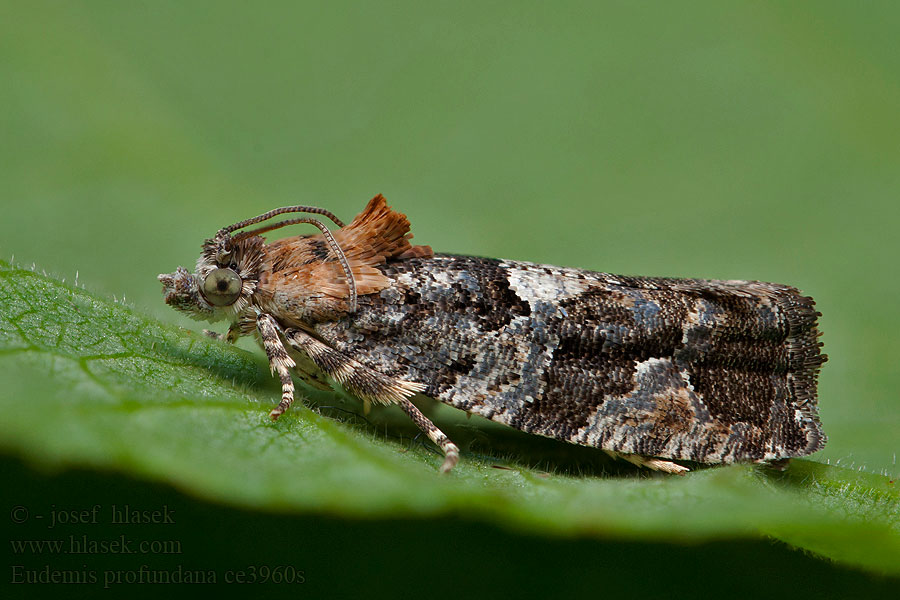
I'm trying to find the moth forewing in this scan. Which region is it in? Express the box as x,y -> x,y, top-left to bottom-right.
160,194 -> 826,475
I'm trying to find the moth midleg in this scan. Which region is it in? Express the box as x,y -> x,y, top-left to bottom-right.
256,313 -> 297,421
396,398 -> 460,474
281,328 -> 458,471
281,328 -> 426,405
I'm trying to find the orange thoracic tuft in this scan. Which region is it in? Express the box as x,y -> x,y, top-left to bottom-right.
258,195 -> 433,313
334,193 -> 433,266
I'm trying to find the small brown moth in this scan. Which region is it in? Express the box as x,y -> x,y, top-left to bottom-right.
160,195 -> 826,474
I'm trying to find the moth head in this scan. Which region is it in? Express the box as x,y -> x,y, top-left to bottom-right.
160,203 -> 359,320
158,231 -> 264,321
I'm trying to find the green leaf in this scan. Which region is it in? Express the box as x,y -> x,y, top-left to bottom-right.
1,259 -> 897,576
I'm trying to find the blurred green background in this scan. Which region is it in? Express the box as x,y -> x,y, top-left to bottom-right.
2,0 -> 898,595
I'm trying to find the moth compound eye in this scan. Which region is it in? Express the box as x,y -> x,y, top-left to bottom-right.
201,268 -> 242,306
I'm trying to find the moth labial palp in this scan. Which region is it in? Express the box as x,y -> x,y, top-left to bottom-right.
159,194 -> 827,475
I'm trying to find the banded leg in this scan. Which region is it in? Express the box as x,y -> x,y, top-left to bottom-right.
256,313 -> 297,421
283,328 -> 459,472
397,398 -> 460,473
283,328 -> 425,405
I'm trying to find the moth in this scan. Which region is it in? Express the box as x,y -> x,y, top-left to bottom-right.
159,195 -> 826,474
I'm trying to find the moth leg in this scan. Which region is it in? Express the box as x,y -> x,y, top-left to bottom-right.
396,397 -> 460,474
282,328 -> 426,406
638,458 -> 690,475
282,328 -> 459,472
608,451 -> 690,475
203,321 -> 243,344
765,458 -> 791,471
256,313 -> 297,421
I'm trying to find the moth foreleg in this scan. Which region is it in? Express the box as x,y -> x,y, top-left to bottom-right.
256,313 -> 297,421
204,321 -> 243,344
396,398 -> 460,474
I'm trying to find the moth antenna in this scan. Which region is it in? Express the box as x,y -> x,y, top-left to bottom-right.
234,218 -> 357,313
220,205 -> 345,234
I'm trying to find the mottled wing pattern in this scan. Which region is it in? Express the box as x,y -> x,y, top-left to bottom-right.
313,254 -> 826,464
